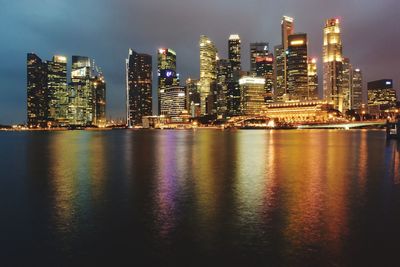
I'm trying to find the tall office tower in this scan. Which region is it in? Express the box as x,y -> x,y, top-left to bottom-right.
250,42 -> 269,73
351,69 -> 363,110
255,54 -> 274,103
159,86 -> 186,119
287,33 -> 308,100
341,58 -> 352,112
282,16 -> 295,50
126,49 -> 152,127
69,56 -> 93,125
273,45 -> 286,101
229,34 -> 241,72
323,18 -> 343,111
307,58 -> 319,100
27,53 -> 48,127
239,77 -> 266,116
92,73 -> 107,127
368,79 -> 397,110
199,35 -> 217,115
214,58 -> 231,115
47,55 -> 68,125
186,78 -> 201,117
158,48 -> 179,115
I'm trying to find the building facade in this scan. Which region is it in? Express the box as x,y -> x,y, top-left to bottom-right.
239,77 -> 266,116
47,55 -> 68,125
307,58 -> 319,100
250,42 -> 269,73
158,48 -> 179,115
199,35 -> 217,115
368,79 -> 397,110
323,18 -> 343,111
287,33 -> 308,100
27,53 -> 48,127
126,49 -> 152,127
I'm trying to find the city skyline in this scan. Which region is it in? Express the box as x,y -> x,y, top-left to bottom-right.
1,0 -> 399,124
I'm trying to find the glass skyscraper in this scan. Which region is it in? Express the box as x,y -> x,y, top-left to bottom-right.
126,49 -> 152,127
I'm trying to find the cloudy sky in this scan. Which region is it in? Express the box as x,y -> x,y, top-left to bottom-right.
1,0 -> 399,124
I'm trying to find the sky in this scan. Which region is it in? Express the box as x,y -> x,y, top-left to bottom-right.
1,0 -> 399,124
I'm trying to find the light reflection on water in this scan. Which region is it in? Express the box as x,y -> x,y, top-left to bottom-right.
1,129 -> 400,265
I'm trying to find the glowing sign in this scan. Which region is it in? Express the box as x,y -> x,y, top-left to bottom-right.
166,71 -> 173,77
256,56 -> 273,63
386,81 -> 392,85
290,40 -> 305,46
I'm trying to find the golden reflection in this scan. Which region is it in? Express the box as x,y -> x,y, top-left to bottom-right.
49,132 -> 80,232
280,130 -> 326,255
192,130 -> 219,227
235,131 -> 267,227
49,132 -> 107,233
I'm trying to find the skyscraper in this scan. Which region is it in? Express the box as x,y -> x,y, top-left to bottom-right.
351,69 -> 363,110
186,78 -> 201,117
282,16 -> 295,51
47,55 -> 68,125
307,58 -> 319,100
199,35 -> 217,115
250,42 -> 269,73
255,54 -> 274,103
69,56 -> 93,125
158,48 -> 179,115
214,58 -> 231,115
287,33 -> 308,100
229,34 -> 241,72
273,45 -> 286,101
126,49 -> 152,127
323,18 -> 343,111
92,74 -> 106,127
27,53 -> 48,127
342,58 -> 352,112
274,16 -> 295,102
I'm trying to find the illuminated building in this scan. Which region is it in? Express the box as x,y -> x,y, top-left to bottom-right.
92,74 -> 106,127
351,69 -> 363,110
126,49 -> 152,127
323,18 -> 343,111
68,56 -> 93,126
368,79 -> 397,110
266,100 -> 335,122
239,77 -> 266,116
274,16 -> 295,102
255,54 -> 274,103
287,33 -> 308,100
199,35 -> 217,115
158,48 -> 179,115
159,86 -> 186,119
27,53 -> 48,127
229,34 -> 241,72
307,57 -> 319,100
185,78 -> 201,117
274,45 -> 286,101
282,16 -> 295,50
226,34 -> 242,116
47,55 -> 68,125
341,58 -> 352,112
250,42 -> 269,73
214,58 -> 231,116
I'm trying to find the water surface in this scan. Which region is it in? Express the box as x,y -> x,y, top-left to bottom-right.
1,129 -> 399,266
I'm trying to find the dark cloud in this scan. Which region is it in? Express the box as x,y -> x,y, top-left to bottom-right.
1,0 -> 399,124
